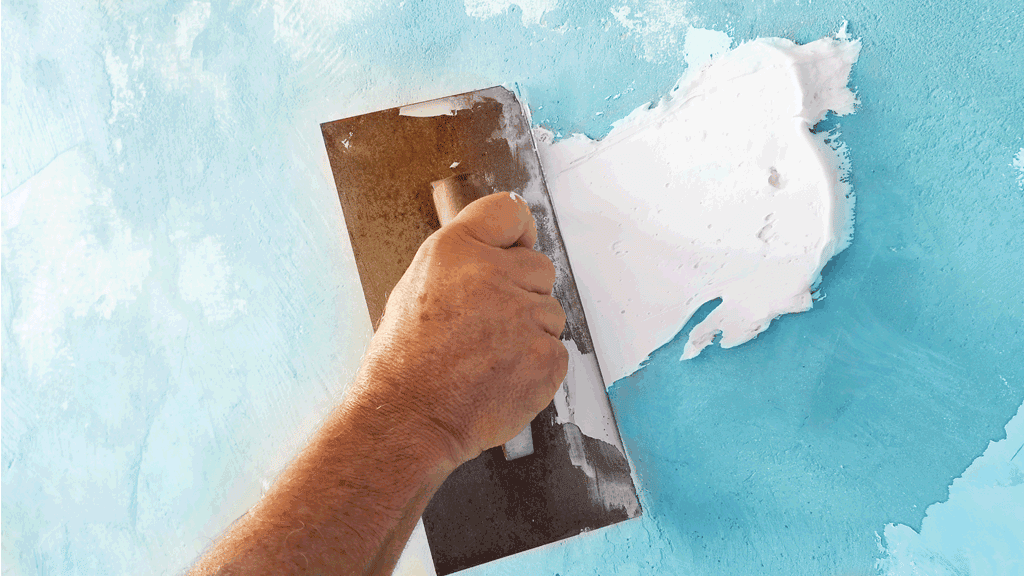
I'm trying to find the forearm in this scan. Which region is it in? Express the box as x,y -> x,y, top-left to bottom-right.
188,370 -> 457,576
189,193 -> 568,575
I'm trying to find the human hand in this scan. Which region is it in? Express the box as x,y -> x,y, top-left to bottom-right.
347,192 -> 568,468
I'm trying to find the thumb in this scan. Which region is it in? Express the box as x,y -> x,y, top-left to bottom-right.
453,191 -> 538,249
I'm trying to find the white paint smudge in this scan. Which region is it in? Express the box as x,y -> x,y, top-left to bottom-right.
610,0 -> 695,63
464,0 -> 557,27
399,99 -> 467,117
1013,147 -> 1024,188
682,26 -> 731,69
552,338 -> 622,450
538,28 -> 860,382
101,1 -> 232,127
148,1 -> 230,114
103,36 -> 145,124
1,149 -> 152,376
875,399 -> 1024,576
171,233 -> 248,324
273,0 -> 381,60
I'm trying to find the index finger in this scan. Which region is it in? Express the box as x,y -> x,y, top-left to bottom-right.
453,191 -> 538,250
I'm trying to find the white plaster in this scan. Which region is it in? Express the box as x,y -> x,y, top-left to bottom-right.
502,425 -> 535,459
104,46 -> 133,124
399,100 -> 464,117
552,338 -> 624,450
161,2 -> 212,87
610,1 -> 695,62
399,92 -> 491,117
151,1 -> 230,108
875,399 -> 1024,576
1,149 -> 151,377
1013,147 -> 1024,188
537,30 -> 860,383
273,0 -> 375,58
173,234 -> 248,324
682,26 -> 731,69
464,0 -> 557,27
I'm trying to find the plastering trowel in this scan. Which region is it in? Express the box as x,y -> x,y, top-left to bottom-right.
321,86 -> 641,574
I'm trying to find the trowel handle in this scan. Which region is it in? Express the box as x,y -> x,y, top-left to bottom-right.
431,173 -> 487,226
430,174 -> 536,461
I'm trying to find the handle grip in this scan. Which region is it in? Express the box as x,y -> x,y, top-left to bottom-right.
430,174 -> 535,461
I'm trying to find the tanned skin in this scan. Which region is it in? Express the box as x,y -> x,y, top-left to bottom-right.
187,192 -> 569,576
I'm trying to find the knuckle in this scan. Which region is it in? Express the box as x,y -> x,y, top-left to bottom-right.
436,222 -> 469,248
531,251 -> 556,278
549,338 -> 569,382
530,295 -> 556,325
553,298 -> 567,330
554,297 -> 566,318
541,254 -> 557,277
553,337 -> 569,362
557,347 -> 569,377
419,232 -> 445,260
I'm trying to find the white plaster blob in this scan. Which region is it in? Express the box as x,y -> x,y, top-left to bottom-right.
552,338 -> 622,450
464,0 -> 557,27
682,26 -> 731,69
399,98 -> 471,117
875,398 -> 1024,576
537,29 -> 861,385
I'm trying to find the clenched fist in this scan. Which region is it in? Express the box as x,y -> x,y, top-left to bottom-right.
187,191 -> 570,576
348,191 -> 569,467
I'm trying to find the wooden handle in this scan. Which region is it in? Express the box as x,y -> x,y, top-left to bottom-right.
429,173 -> 535,461
431,173 -> 489,226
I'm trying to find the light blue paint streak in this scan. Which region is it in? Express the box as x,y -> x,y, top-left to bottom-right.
2,0 -> 1022,574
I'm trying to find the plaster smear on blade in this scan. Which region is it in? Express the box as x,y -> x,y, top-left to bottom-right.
501,93 -> 624,449
552,339 -> 623,451
399,94 -> 481,117
537,27 -> 861,384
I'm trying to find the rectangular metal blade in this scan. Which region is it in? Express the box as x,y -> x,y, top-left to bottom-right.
321,86 -> 641,575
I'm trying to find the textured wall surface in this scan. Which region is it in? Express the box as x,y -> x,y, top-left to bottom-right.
2,1 -> 1022,575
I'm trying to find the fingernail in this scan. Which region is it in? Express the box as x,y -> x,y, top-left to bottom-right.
510,191 -> 526,204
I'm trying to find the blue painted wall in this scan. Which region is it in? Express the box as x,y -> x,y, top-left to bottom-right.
3,1 -> 1021,575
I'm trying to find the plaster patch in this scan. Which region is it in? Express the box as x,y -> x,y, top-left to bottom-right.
537,28 -> 860,383
101,1 -> 230,124
610,0 -> 695,62
273,0 -> 381,60
682,26 -> 731,69
102,26 -> 149,126
172,234 -> 248,324
875,399 -> 1024,576
464,0 -> 557,27
161,2 -> 211,87
1013,147 -> 1024,188
149,1 -> 230,108
1,149 -> 151,376
551,338 -> 622,450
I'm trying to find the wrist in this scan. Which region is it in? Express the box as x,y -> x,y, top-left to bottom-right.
334,365 -> 464,480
